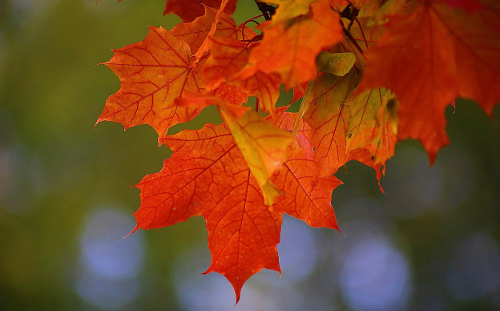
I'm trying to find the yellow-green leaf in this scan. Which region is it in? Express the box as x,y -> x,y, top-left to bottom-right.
316,51 -> 356,76
220,108 -> 294,205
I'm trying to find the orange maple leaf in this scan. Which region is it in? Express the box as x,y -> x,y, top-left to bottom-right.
264,0 -> 319,25
358,0 -> 500,163
344,87 -> 398,187
163,0 -> 238,22
193,0 -> 233,62
171,5 -> 247,54
199,36 -> 283,113
132,108 -> 340,302
175,92 -> 294,205
96,26 -> 203,141
238,0 -> 344,90
95,0 -> 500,305
304,70 -> 397,185
270,109 -> 342,228
213,83 -> 249,107
97,6 -> 249,142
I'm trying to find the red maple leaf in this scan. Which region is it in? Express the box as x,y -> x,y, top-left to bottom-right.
96,26 -> 203,140
132,107 -> 340,302
238,0 -> 344,90
175,92 -> 294,205
358,0 -> 500,163
199,36 -> 283,113
98,0 -> 500,305
115,0 -> 238,22
304,69 -> 397,186
163,0 -> 238,22
97,5 -> 250,142
171,5 -> 247,54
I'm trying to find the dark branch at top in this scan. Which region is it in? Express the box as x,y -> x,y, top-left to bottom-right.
254,1 -> 277,21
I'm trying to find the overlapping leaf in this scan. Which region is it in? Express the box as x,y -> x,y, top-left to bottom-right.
264,0 -> 319,25
132,108 -> 340,302
97,6 -> 251,142
99,0 -> 500,305
355,0 -> 415,26
344,87 -> 398,185
193,0 -> 233,61
96,26 -> 203,140
304,70 -> 397,183
238,0 -> 344,89
213,83 -> 249,107
481,0 -> 500,31
270,109 -> 342,228
171,5 -> 245,53
199,36 -> 283,113
220,109 -> 294,206
116,0 -> 238,23
176,92 -> 293,205
163,0 -> 238,22
358,0 -> 500,163
290,13 -> 387,105
316,51 -> 356,76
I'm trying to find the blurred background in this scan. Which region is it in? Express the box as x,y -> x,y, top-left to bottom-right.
0,0 -> 499,310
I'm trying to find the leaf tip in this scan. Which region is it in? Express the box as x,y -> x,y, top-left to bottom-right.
422,136 -> 449,167
94,119 -> 101,131
427,151 -> 438,167
121,225 -> 139,240
201,267 -> 243,305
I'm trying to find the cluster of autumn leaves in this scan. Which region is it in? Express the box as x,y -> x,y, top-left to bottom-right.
97,0 -> 500,302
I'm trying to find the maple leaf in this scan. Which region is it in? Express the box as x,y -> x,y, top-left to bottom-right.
316,51 -> 356,76
481,0 -> 500,32
336,14 -> 388,69
97,0 -> 500,305
96,26 -> 203,141
269,109 -> 342,228
353,0 -> 415,26
344,87 -> 398,187
238,0 -> 344,90
163,0 -> 238,22
443,0 -> 481,12
358,0 -> 500,163
132,123 -> 280,303
175,92 -> 294,205
291,81 -> 308,104
193,0 -> 233,62
97,6 -> 250,142
264,0 -> 319,25
303,73 -> 349,176
132,108 -> 340,302
213,83 -> 249,107
199,36 -> 283,113
220,109 -> 294,206
171,5 -> 245,55
304,70 -> 397,184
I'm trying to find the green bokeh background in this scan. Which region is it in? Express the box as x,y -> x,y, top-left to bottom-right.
0,1 -> 499,310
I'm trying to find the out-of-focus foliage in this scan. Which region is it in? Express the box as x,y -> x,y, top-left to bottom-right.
0,1 -> 499,310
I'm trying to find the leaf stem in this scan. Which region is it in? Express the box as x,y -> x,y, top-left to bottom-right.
343,26 -> 365,55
